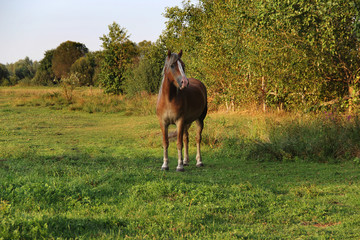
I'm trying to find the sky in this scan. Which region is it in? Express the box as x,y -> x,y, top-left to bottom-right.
0,0 -> 186,64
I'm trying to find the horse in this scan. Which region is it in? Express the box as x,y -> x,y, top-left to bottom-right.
156,50 -> 207,171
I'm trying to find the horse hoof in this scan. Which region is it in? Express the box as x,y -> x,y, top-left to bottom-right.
176,167 -> 185,172
183,163 -> 189,166
196,163 -> 204,167
161,166 -> 169,171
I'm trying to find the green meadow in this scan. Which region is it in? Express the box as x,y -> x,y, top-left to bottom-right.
1,87 -> 360,239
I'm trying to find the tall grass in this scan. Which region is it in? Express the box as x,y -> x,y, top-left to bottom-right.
247,113 -> 360,162
192,110 -> 360,163
3,86 -> 360,162
3,87 -> 157,115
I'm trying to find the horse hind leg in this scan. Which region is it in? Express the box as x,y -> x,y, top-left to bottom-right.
176,120 -> 185,172
183,124 -> 190,166
195,119 -> 204,167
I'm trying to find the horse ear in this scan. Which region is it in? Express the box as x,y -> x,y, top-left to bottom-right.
167,50 -> 171,58
178,49 -> 183,58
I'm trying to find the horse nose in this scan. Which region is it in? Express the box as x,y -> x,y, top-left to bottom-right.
180,78 -> 189,90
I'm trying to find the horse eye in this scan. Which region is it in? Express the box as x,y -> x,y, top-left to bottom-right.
171,64 -> 175,69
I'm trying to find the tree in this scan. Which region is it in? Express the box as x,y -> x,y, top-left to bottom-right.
161,0 -> 360,111
52,41 -> 88,80
0,63 -> 10,86
124,41 -> 166,95
6,57 -> 37,85
138,40 -> 152,56
32,49 -> 55,85
99,22 -> 138,94
70,53 -> 97,86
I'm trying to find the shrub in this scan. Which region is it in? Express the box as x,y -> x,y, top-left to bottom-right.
247,114 -> 360,162
60,74 -> 80,103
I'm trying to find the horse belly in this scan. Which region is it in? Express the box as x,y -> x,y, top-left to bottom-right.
184,86 -> 206,123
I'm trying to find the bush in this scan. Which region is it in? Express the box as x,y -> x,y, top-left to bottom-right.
60,74 -> 80,103
247,114 -> 360,162
124,42 -> 165,95
70,53 -> 98,86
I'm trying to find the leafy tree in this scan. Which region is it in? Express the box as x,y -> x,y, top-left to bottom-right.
0,63 -> 10,86
99,22 -> 138,94
161,0 -> 360,111
70,51 -> 103,86
32,49 -> 55,85
70,54 -> 96,86
124,41 -> 166,95
15,57 -> 35,80
137,40 -> 152,57
6,57 -> 37,85
52,41 -> 88,80
90,51 -> 104,86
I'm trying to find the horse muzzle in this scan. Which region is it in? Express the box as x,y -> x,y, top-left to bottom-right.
179,77 -> 189,90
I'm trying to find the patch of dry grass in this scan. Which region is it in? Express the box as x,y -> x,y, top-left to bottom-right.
1,87 -> 157,115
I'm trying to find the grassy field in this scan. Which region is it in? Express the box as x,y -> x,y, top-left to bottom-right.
1,87 -> 360,239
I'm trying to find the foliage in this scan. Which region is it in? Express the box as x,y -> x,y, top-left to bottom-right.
5,57 -> 37,85
32,50 -> 55,86
161,0 -> 360,111
124,41 -> 166,95
0,64 -> 10,86
88,51 -> 103,86
248,114 -> 360,162
4,1 -> 360,112
70,54 -> 96,86
60,73 -> 80,103
52,41 -> 88,80
99,22 -> 138,94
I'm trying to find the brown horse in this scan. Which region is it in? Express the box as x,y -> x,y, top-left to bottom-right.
156,50 -> 207,171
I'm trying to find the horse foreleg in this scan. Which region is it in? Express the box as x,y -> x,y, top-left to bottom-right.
195,119 -> 204,167
176,120 -> 185,172
160,122 -> 169,170
183,124 -> 190,166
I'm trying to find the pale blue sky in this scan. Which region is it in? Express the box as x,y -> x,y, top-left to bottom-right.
0,0 -> 187,64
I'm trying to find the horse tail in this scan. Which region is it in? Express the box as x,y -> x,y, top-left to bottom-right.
199,102 -> 207,122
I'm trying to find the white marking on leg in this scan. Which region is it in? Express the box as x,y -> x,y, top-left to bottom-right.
176,120 -> 185,171
176,148 -> 184,171
161,123 -> 169,170
162,147 -> 169,170
196,120 -> 204,167
196,143 -> 203,165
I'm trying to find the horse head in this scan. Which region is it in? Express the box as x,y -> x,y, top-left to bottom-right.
165,50 -> 189,90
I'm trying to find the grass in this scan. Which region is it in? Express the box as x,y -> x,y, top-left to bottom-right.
1,86 -> 157,115
1,87 -> 360,239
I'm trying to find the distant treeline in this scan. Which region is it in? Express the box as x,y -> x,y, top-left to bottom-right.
0,31 -> 165,97
1,0 -> 360,112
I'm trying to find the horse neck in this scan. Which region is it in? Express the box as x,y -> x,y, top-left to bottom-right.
159,73 -> 178,101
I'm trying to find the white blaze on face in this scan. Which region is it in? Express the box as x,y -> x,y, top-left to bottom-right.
177,60 -> 189,89
177,61 -> 186,79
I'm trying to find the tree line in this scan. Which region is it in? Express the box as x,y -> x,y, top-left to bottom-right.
0,22 -> 166,96
162,0 -> 360,111
1,0 -> 360,111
